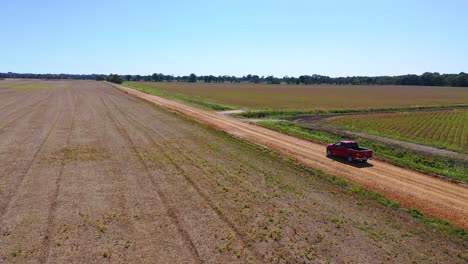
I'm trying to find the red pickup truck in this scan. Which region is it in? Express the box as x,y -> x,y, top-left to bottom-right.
326,140 -> 373,162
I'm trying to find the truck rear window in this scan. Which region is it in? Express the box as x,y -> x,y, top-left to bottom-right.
344,143 -> 359,149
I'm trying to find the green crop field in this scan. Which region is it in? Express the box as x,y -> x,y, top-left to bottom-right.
328,110 -> 468,153
125,81 -> 468,110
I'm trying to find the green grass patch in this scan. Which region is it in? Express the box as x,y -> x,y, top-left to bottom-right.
406,208 -> 467,240
123,82 -> 237,111
258,121 -> 468,182
48,144 -> 109,163
258,121 -> 340,143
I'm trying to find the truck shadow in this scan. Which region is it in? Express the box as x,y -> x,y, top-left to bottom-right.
326,156 -> 374,168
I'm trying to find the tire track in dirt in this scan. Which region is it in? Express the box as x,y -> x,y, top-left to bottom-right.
0,91 -> 34,111
74,87 -> 137,263
0,90 -> 64,221
40,85 -> 142,263
0,90 -> 53,133
0,92 -> 58,199
101,92 -> 262,262
111,83 -> 468,229
98,95 -> 203,264
40,87 -> 80,264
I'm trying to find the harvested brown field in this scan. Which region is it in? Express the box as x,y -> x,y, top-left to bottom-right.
0,80 -> 466,263
125,81 -> 468,110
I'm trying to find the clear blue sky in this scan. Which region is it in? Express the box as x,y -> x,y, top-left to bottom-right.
1,0 -> 467,77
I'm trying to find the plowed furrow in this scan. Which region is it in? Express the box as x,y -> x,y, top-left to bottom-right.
98,95 -> 203,264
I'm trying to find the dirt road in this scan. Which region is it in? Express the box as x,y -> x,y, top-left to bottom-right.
0,80 -> 466,263
114,83 -> 468,230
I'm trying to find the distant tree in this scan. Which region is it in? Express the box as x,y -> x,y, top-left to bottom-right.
251,75 -> 260,84
106,74 -> 124,84
265,75 -> 280,84
204,75 -> 216,83
95,75 -> 106,81
420,72 -> 435,86
150,73 -> 159,82
188,73 -> 197,83
431,73 -> 446,86
457,72 -> 468,87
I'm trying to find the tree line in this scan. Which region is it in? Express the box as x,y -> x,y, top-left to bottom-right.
1,72 -> 467,87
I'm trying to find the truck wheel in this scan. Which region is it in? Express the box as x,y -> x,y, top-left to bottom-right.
347,155 -> 353,163
327,149 -> 332,156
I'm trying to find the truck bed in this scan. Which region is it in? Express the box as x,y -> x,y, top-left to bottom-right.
347,147 -> 370,151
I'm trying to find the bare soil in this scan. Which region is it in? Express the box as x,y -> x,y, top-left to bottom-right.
0,80 -> 466,263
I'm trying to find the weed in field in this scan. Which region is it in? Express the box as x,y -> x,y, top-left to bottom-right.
305,251 -> 317,261
102,250 -> 112,259
458,252 -> 468,261
49,144 -> 109,164
215,241 -> 232,252
215,232 -> 235,253
330,218 -> 346,229
124,241 -> 131,249
269,230 -> 282,241
314,233 -> 324,243
78,211 -> 89,218
11,246 -> 22,258
353,221 -> 394,242
98,224 -> 106,233
401,232 -> 413,237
